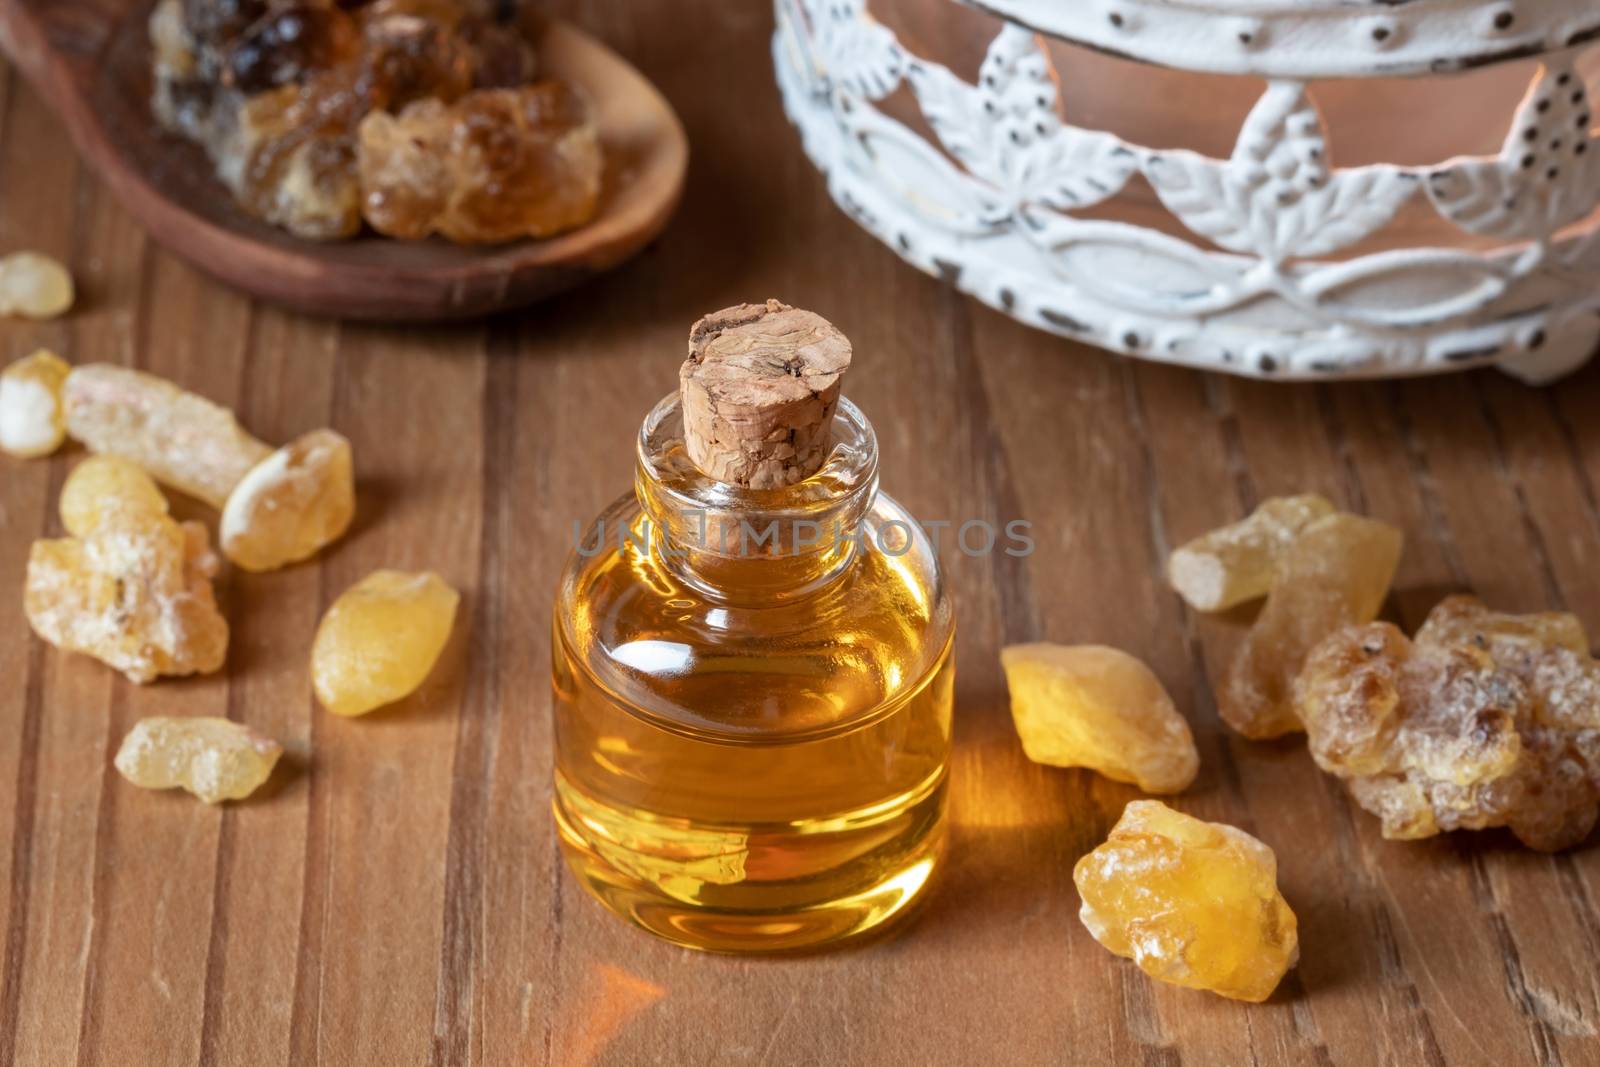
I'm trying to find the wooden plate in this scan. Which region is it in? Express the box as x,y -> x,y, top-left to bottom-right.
0,1 -> 689,320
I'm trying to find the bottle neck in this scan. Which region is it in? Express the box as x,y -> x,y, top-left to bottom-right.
634,394 -> 880,602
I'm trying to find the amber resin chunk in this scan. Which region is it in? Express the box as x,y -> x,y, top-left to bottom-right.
363,0 -> 492,27
221,428 -> 355,571
1001,643 -> 1198,793
25,512 -> 229,684
0,252 -> 74,319
1168,494 -> 1335,612
0,349 -> 71,458
361,12 -> 475,110
115,716 -> 282,804
1074,800 -> 1298,1002
60,455 -> 171,538
63,363 -> 272,508
1219,513 -> 1403,739
221,74 -> 366,240
221,4 -> 360,95
151,0 -> 576,243
150,0 -> 222,143
358,82 -> 602,243
312,569 -> 460,716
159,6 -> 367,240
1297,596 -> 1600,851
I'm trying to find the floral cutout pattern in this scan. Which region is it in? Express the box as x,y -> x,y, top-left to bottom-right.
1427,64 -> 1600,241
1144,84 -> 1418,263
907,26 -> 1136,222
774,0 -> 1600,381
802,0 -> 905,100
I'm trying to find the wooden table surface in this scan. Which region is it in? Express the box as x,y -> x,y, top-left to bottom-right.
4,4 -> 1600,1065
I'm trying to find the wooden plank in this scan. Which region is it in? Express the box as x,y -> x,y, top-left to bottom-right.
1305,376 -> 1568,1066
1136,366 -> 1450,1067
198,308 -> 340,1067
0,63 -> 107,1067
970,317 -> 1290,1066
66,219 -> 255,1067
1392,372 -> 1600,1062
283,322 -> 486,1064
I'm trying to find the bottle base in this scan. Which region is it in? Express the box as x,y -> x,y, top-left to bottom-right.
552,792 -> 945,955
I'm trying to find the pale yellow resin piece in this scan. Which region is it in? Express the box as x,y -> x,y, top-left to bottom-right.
115,716 -> 282,803
0,252 -> 74,319
1001,643 -> 1198,793
312,569 -> 460,716
1168,494 -> 1334,612
60,455 -> 171,537
221,428 -> 355,571
63,363 -> 272,507
25,513 -> 228,683
1074,800 -> 1299,1003
0,349 -> 71,458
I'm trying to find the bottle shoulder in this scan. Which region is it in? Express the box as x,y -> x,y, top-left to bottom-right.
554,491 -> 955,739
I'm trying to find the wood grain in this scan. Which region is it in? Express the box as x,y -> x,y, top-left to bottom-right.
3,3 -> 1600,1064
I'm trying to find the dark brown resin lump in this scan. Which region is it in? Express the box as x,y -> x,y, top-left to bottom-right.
359,83 -> 600,242
151,0 -> 600,242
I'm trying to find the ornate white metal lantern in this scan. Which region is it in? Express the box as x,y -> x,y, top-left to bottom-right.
773,0 -> 1600,381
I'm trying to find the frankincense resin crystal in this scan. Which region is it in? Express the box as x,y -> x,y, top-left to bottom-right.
221,428 -> 355,571
229,79 -> 367,240
1001,643 -> 1198,793
25,512 -> 229,684
358,83 -> 601,243
1297,596 -> 1600,851
312,569 -> 459,716
149,0 -> 597,243
1168,494 -> 1334,612
64,363 -> 271,508
1074,801 -> 1299,1002
1220,513 -> 1403,739
115,717 -> 282,803
60,455 -> 171,537
0,349 -> 71,458
0,252 -> 74,319
64,364 -> 355,571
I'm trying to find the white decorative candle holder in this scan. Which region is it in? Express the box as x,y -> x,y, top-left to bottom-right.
773,0 -> 1600,381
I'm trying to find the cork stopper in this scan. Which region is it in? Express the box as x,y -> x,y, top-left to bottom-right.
679,299 -> 853,489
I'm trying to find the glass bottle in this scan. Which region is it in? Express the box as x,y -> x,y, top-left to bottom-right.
551,391 -> 955,953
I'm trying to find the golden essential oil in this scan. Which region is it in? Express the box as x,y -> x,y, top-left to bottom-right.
552,384 -> 954,953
